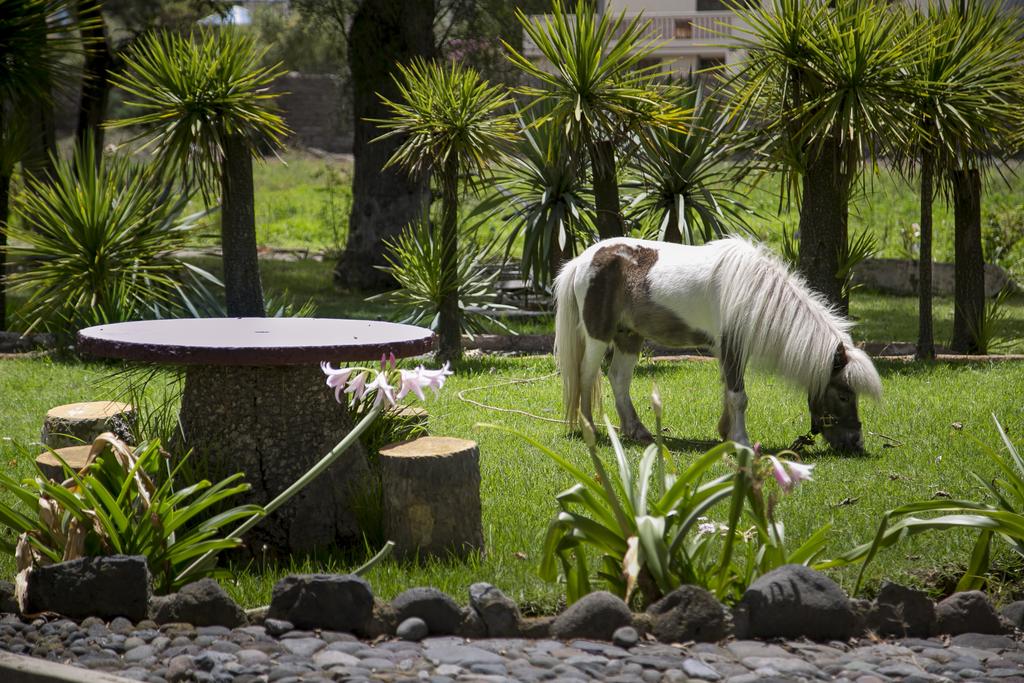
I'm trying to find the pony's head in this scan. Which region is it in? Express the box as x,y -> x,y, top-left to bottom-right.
808,343 -> 882,453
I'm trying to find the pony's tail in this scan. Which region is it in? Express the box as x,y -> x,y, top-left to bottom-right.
554,257 -> 584,430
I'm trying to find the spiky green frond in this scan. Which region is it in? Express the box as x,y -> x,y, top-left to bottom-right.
374,57 -> 518,186
109,29 -> 288,195
504,0 -> 689,147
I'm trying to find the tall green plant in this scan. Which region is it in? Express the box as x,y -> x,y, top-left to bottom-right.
627,82 -> 751,245
489,103 -> 595,287
110,29 -> 288,317
3,142 -> 213,341
375,57 -> 518,362
727,0 -> 924,313
505,0 -> 689,241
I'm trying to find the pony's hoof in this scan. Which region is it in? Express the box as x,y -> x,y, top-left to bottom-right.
623,425 -> 655,445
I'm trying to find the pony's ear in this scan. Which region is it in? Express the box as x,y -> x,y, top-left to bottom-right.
832,343 -> 848,374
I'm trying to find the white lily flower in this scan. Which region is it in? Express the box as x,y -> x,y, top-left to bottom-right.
321,362 -> 355,403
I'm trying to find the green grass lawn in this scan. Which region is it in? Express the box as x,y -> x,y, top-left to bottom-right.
2,353 -> 1022,610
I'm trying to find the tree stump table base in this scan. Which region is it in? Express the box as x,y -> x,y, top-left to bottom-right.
35,445 -> 93,482
379,436 -> 483,561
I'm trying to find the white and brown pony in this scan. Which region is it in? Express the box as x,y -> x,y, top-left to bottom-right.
554,237 -> 882,451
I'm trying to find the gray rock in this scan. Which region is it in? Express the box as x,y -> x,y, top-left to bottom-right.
867,582 -> 936,637
935,591 -> 1006,635
550,591 -> 632,641
612,626 -> 639,649
737,564 -> 855,640
390,587 -> 462,636
263,618 -> 293,637
647,585 -> 731,643
20,555 -> 151,622
950,633 -> 1016,650
999,600 -> 1024,629
469,582 -> 521,637
458,606 -> 487,639
397,617 -> 429,641
683,658 -> 724,681
151,578 -> 247,628
519,616 -> 553,639
267,574 -> 373,633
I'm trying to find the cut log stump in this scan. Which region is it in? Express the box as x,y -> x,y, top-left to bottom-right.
41,401 -> 134,449
379,436 -> 483,561
35,445 -> 93,482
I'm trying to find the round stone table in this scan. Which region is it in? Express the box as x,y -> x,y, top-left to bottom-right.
78,318 -> 435,553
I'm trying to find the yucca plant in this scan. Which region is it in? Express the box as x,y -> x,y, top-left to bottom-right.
505,0 -> 690,240
487,103 -> 595,287
0,0 -> 98,330
0,434 -> 261,594
3,141 -> 213,341
375,57 -> 518,362
727,0 -> 926,313
368,217 -> 514,336
889,0 -> 1024,358
110,29 -> 289,318
840,416 -> 1024,594
626,82 -> 751,245
483,394 -> 832,607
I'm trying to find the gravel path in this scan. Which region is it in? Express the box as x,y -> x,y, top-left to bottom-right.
1,613 -> 1023,682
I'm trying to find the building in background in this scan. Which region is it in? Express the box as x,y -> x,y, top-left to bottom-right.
521,0 -> 750,77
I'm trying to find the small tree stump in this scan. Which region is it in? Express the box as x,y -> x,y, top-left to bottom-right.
35,445 -> 93,482
379,436 -> 483,561
41,401 -> 134,449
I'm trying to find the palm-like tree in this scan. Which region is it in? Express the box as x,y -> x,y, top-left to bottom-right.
627,81 -> 751,244
0,0 -> 94,330
110,30 -> 288,317
505,0 -> 689,240
727,0 -> 924,313
376,58 -> 518,362
489,103 -> 595,287
892,0 -> 1022,359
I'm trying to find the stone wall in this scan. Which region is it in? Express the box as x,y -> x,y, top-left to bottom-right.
269,72 -> 352,153
851,258 -> 1015,297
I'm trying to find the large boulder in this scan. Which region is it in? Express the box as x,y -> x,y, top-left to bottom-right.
469,583 -> 521,637
866,581 -> 935,637
935,591 -> 1007,635
550,591 -> 632,641
646,585 -> 731,643
19,555 -> 151,622
267,574 -> 373,633
390,587 -> 462,636
150,578 -> 247,627
736,564 -> 855,640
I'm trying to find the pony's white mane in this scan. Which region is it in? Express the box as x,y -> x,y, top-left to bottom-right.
712,238 -> 881,400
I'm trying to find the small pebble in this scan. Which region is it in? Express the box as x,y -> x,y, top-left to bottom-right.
397,617 -> 429,642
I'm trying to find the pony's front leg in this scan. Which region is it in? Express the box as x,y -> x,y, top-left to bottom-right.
610,334 -> 653,444
718,342 -> 751,447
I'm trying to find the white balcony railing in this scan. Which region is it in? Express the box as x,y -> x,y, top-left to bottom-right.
521,11 -> 735,56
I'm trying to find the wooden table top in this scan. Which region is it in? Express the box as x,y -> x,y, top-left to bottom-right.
77,318 -> 435,366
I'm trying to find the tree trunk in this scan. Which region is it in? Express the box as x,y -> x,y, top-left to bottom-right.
663,197 -> 682,243
0,169 -> 9,331
590,140 -> 625,240
951,168 -> 984,354
437,156 -> 462,363
335,0 -> 433,291
916,150 -> 935,360
220,133 -> 265,317
76,4 -> 113,160
798,142 -> 849,314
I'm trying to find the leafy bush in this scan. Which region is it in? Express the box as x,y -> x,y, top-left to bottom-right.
368,217 -> 514,336
484,394 -> 831,607
3,143 -> 215,340
0,434 -> 261,594
841,416 -> 1024,594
